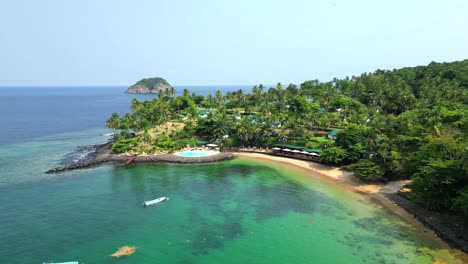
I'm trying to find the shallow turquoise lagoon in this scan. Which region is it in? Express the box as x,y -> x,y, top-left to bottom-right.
0,158 -> 462,264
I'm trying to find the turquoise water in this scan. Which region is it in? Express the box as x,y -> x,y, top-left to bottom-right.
0,87 -> 464,263
0,159 -> 462,263
175,151 -> 219,157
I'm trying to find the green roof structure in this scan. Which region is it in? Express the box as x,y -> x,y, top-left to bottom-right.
328,129 -> 340,136
303,148 -> 322,153
196,140 -> 211,145
318,108 -> 327,114
273,144 -> 305,150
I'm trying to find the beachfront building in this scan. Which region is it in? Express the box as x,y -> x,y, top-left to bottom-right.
271,144 -> 322,162
198,109 -> 208,118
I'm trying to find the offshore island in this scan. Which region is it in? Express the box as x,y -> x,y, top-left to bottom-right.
48,60 -> 468,257
125,77 -> 173,94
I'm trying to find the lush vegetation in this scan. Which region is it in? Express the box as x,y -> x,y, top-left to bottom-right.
135,77 -> 172,89
107,60 -> 468,219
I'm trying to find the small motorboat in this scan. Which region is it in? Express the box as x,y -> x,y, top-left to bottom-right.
42,261 -> 79,264
143,197 -> 169,207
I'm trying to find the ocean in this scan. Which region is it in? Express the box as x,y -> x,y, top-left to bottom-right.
0,86 -> 463,263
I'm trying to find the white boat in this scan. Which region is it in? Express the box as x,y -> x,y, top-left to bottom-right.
42,261 -> 79,264
143,197 -> 169,206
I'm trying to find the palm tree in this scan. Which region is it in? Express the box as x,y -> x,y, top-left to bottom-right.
250,85 -> 260,107
157,89 -> 164,100
211,113 -> 231,139
106,113 -> 121,134
166,86 -> 176,97
206,94 -> 215,108
183,88 -> 190,97
121,113 -> 136,131
215,90 -> 223,107
130,98 -> 142,113
236,89 -> 245,108
158,101 -> 172,129
236,118 -> 254,146
257,118 -> 274,146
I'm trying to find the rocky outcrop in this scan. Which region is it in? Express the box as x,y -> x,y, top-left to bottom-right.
46,159 -> 108,173
46,143 -> 234,173
384,192 -> 468,253
125,77 -> 173,94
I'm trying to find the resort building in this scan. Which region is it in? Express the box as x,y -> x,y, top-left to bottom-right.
328,129 -> 340,140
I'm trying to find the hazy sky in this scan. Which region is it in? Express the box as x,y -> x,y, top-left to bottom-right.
1,0 -> 467,86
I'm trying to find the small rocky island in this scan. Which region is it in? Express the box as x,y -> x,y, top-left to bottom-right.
125,77 -> 173,94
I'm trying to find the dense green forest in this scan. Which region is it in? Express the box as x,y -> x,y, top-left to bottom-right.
107,60 -> 468,220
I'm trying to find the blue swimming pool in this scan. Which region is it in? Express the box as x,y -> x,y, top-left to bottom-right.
174,150 -> 219,157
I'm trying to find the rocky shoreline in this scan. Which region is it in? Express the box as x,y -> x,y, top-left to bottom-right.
384,192 -> 468,254
46,142 -> 233,173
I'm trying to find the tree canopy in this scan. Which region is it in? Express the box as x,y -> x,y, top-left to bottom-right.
135,77 -> 171,89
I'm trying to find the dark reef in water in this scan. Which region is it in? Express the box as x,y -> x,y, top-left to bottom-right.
60,144 -> 99,165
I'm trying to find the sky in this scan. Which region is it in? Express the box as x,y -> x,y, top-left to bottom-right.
1,0 -> 468,86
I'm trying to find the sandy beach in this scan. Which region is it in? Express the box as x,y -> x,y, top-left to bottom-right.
234,152 -> 385,193
233,152 -> 418,220
234,151 -> 468,259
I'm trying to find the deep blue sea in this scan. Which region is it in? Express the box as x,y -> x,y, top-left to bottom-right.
0,86 -> 464,263
0,86 -> 248,146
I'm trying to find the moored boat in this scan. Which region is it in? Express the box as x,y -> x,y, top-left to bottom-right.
143,197 -> 169,206
43,261 -> 79,264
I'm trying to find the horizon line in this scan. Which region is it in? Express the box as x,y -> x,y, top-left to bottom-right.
0,84 -> 268,88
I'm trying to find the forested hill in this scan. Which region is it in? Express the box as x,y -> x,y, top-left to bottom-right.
107,59 -> 467,220
334,59 -> 468,115
312,59 -> 468,217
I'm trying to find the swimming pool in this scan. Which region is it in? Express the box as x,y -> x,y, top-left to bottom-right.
174,150 -> 219,157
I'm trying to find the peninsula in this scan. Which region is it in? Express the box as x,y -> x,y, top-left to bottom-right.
125,77 -> 173,94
